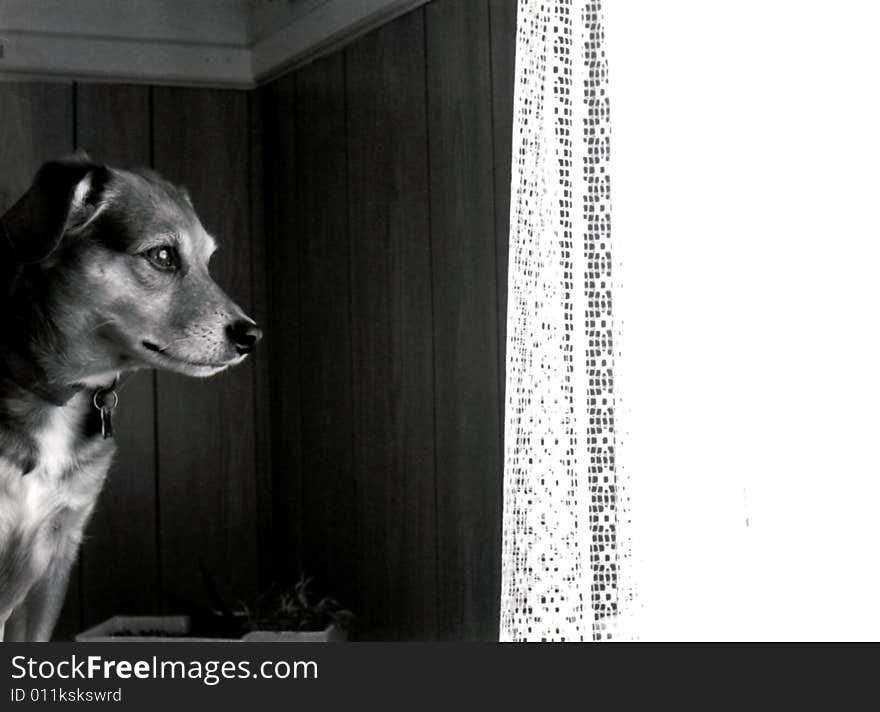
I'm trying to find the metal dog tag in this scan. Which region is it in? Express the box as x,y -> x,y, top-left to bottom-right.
100,406 -> 114,439
92,387 -> 119,440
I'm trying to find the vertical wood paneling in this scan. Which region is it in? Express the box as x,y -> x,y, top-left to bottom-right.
0,85 -> 72,197
1,0 -> 518,641
490,0 -> 518,412
260,74 -> 304,587
0,82 -> 77,640
294,55 -> 358,610
74,83 -> 159,625
248,91 -> 275,593
426,0 -> 503,639
152,88 -> 259,611
345,9 -> 437,639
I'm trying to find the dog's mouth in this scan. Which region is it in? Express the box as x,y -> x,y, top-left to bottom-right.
141,340 -> 242,374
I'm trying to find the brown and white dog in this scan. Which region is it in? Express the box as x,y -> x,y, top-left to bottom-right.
0,154 -> 261,641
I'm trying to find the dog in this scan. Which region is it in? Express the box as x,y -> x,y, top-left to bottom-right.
0,153 -> 261,641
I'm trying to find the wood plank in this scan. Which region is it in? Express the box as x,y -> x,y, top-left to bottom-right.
0,82 -> 78,640
345,9 -> 437,640
489,0 -> 518,422
151,88 -> 259,612
258,74 -> 304,588
426,0 -> 503,640
74,83 -> 159,624
294,55 -> 358,613
247,89 -> 276,593
0,83 -> 72,217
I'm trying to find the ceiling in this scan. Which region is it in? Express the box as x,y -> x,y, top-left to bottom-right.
0,0 -> 429,88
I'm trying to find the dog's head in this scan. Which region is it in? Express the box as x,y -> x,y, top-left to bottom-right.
0,153 -> 261,382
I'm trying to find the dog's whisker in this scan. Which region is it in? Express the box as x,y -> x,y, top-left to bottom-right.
87,319 -> 116,334
154,336 -> 192,354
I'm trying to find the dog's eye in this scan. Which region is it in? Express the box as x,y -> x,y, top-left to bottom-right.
144,246 -> 178,271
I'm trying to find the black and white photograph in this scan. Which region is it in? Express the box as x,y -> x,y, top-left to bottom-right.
0,0 -> 520,649
0,0 -> 878,697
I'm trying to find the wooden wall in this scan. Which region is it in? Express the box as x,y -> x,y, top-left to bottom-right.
0,82 -> 267,640
0,0 -> 516,641
260,0 -> 517,640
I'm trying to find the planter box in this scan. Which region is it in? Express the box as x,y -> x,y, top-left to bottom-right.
75,615 -> 347,642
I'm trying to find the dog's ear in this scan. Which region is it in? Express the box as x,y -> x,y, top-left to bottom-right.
0,152 -> 107,264
178,185 -> 194,207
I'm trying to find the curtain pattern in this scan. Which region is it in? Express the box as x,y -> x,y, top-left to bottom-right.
500,0 -> 616,641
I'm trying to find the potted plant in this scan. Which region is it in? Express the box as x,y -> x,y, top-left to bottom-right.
237,575 -> 354,642
76,573 -> 353,642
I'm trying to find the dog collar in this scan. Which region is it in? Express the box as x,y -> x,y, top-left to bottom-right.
0,350 -> 121,417
17,380 -> 81,407
91,375 -> 120,439
0,349 -> 81,406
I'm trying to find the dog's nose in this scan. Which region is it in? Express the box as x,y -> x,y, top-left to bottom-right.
227,319 -> 263,355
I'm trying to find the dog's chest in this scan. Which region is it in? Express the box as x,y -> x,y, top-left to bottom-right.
1,398 -> 115,554
29,404 -> 112,503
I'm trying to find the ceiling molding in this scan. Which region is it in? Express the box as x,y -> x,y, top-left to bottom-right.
0,0 -> 431,89
0,31 -> 253,89
251,0 -> 431,85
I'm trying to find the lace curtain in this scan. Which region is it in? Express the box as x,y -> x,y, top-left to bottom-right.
502,0 -> 880,641
500,0 -> 617,642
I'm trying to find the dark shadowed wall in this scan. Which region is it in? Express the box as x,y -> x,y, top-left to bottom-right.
260,0 -> 516,640
0,0 -> 516,641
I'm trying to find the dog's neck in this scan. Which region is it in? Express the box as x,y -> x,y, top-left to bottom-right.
0,346 -> 83,406
0,349 -> 116,474
2,272 -> 121,406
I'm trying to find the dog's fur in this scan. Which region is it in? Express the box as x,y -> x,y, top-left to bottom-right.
0,154 -> 260,641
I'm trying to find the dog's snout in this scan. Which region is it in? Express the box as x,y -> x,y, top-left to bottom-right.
227,319 -> 262,355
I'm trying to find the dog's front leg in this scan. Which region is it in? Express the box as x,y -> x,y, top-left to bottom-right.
20,552 -> 76,642
0,606 -> 18,642
21,503 -> 96,642
4,605 -> 28,641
